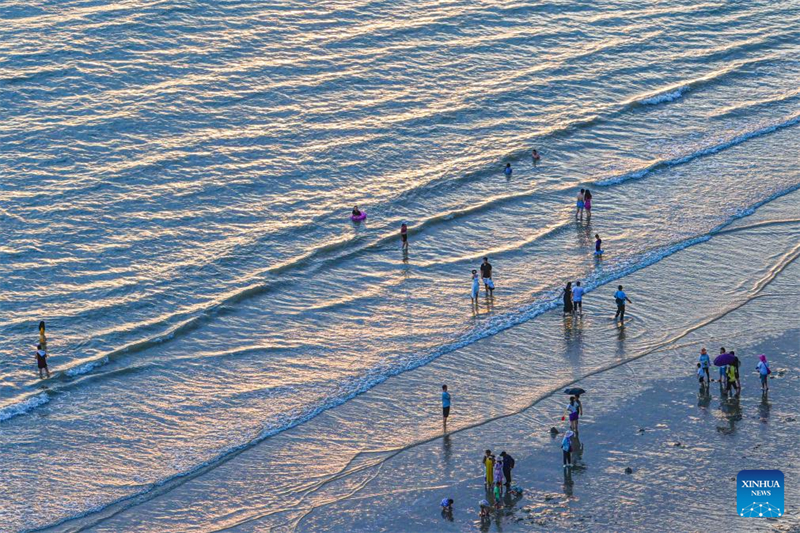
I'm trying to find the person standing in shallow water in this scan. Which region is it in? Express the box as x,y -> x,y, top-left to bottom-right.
441,384 -> 451,425
493,456 -> 504,494
504,163 -> 512,177
757,355 -> 770,391
483,450 -> 494,488
614,285 -> 632,322
566,396 -> 579,431
36,344 -> 49,379
562,281 -> 573,316
480,257 -> 494,295
698,347 -> 711,384
471,270 -> 480,305
400,223 -> 408,251
584,189 -> 592,220
572,281 -> 585,315
562,430 -> 574,467
576,189 -> 585,220
500,451 -> 515,489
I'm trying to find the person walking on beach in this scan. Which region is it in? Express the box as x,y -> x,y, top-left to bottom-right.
493,456 -> 505,494
726,359 -> 737,396
757,355 -> 770,391
35,344 -> 49,379
504,163 -> 512,177
562,282 -> 574,316
572,281 -> 585,315
614,285 -> 632,322
565,396 -> 579,431
500,451 -> 515,489
698,348 -> 711,384
483,450 -> 494,488
38,321 -> 47,351
441,385 -> 451,424
584,189 -> 592,220
400,223 -> 408,251
480,257 -> 494,295
576,189 -> 585,220
561,430 -> 574,468
471,270 -> 480,304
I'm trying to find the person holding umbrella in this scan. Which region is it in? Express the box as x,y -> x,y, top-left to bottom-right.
564,388 -> 585,422
565,396 -> 580,431
713,349 -> 736,387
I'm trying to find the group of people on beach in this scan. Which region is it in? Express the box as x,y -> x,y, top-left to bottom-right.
697,346 -> 772,394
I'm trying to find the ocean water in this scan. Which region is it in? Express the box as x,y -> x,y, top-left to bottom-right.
1,0 -> 800,531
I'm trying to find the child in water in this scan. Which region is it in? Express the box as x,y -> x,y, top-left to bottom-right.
594,233 -> 603,255
471,270 -> 480,303
36,344 -> 49,379
697,363 -> 706,386
493,482 -> 503,509
504,163 -> 512,177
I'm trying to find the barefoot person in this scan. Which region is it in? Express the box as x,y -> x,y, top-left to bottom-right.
471,270 -> 480,304
576,189 -> 585,220
614,285 -> 631,322
594,234 -> 603,255
36,344 -> 50,379
480,257 -> 494,295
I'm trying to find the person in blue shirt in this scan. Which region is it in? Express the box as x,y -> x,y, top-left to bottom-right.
441,384 -> 451,423
698,347 -> 711,384
614,285 -> 631,322
504,163 -> 512,177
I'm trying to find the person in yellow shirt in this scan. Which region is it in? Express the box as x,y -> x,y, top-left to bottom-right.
483,450 -> 494,488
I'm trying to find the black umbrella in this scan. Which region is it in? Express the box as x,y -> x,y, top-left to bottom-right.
564,387 -> 586,395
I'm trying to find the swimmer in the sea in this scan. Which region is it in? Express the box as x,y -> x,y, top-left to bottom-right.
352,206 -> 361,217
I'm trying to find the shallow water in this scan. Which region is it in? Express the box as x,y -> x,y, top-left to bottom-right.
2,0 -> 800,531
